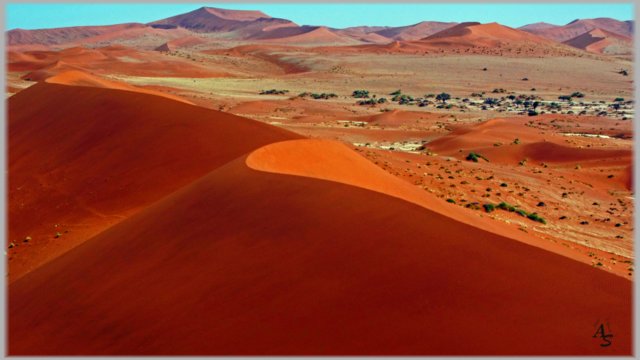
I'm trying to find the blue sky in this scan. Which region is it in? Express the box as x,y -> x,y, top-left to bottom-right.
5,3 -> 634,30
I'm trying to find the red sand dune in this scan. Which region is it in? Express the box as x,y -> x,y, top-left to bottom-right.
246,139 -> 544,244
69,26 -> 195,49
427,118 -> 632,166
375,21 -> 459,41
423,22 -> 554,46
252,26 -> 359,45
335,26 -> 392,44
521,18 -> 633,42
155,35 -> 206,52
316,22 -> 582,56
9,136 -> 631,355
352,31 -> 393,44
7,23 -> 146,46
7,82 -> 299,281
518,22 -> 559,32
203,45 -> 310,74
21,60 -> 86,81
356,109 -> 441,126
148,6 -> 298,38
563,28 -> 632,55
9,45 -> 225,79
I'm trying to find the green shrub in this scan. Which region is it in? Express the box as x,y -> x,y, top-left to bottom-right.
357,98 -> 377,106
527,213 -> 547,224
352,90 -> 370,98
436,92 -> 451,103
260,89 -> 289,95
466,152 -> 489,162
515,209 -> 528,217
497,202 -> 516,212
483,203 -> 495,213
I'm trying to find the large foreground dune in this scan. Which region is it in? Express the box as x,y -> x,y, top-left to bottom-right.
8,82 -> 299,280
8,85 -> 632,354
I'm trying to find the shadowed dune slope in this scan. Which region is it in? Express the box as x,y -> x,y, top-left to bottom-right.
8,82 -> 300,281
252,26 -> 360,45
246,139 -> 542,246
563,28 -> 632,55
374,21 -> 458,41
418,22 -> 561,50
521,18 -> 633,42
9,138 -> 632,355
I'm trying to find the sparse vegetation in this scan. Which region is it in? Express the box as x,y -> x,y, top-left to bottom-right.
260,89 -> 289,95
436,92 -> 451,103
352,89 -> 370,98
299,92 -> 337,100
466,152 -> 489,162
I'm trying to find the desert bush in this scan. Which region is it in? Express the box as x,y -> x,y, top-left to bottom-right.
260,89 -> 289,95
466,152 -> 489,162
484,98 -> 499,105
497,202 -> 517,212
436,92 -> 451,103
527,213 -> 546,224
357,98 -> 377,106
352,90 -> 370,98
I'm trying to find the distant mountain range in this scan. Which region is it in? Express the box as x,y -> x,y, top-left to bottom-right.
6,7 -> 634,55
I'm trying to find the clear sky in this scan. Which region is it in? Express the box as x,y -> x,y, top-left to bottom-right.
5,3 -> 635,30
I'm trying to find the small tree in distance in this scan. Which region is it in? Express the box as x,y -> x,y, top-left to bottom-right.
436,92 -> 451,103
